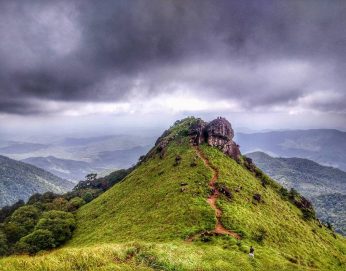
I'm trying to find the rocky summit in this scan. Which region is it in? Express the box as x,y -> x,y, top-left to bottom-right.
189,117 -> 241,160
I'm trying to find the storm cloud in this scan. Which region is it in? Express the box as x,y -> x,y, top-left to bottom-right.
0,0 -> 346,115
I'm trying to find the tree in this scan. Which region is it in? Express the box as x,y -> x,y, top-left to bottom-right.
67,197 -> 85,212
8,205 -> 40,236
86,173 -> 97,182
0,200 -> 25,223
3,223 -> 24,244
35,211 -> 76,246
18,229 -> 55,254
82,192 -> 93,203
0,230 -> 8,256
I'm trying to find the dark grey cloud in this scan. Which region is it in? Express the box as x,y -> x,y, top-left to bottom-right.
0,0 -> 346,115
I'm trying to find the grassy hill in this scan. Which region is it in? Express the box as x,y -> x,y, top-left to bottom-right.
0,118 -> 345,271
246,151 -> 346,235
0,155 -> 74,207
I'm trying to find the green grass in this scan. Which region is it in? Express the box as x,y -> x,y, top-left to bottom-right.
0,241 -> 329,271
0,117 -> 345,270
201,145 -> 346,270
69,138 -> 215,245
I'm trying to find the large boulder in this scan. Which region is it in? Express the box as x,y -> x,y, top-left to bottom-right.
188,119 -> 207,145
189,117 -> 241,160
206,117 -> 234,142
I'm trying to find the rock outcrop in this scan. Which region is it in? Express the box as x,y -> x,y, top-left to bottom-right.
189,117 -> 241,160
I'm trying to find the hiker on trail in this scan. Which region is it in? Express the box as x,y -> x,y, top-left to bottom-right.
249,246 -> 255,258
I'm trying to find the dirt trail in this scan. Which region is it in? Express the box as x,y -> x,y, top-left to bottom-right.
194,145 -> 240,240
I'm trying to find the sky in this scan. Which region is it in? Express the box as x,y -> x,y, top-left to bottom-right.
1,0 -> 346,140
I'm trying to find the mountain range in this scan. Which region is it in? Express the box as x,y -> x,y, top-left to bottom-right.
2,129 -> 346,183
0,135 -> 153,182
236,129 -> 346,171
0,155 -> 74,207
1,117 -> 344,271
246,151 -> 346,235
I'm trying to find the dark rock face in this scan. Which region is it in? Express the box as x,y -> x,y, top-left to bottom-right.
216,183 -> 233,199
206,117 -> 234,142
188,119 -> 207,145
189,117 -> 241,160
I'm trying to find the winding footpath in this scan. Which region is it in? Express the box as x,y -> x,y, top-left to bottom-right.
193,145 -> 241,240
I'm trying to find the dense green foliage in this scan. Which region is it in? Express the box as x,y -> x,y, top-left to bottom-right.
0,167 -> 131,256
17,229 -> 55,254
14,210 -> 77,254
0,206 -> 76,255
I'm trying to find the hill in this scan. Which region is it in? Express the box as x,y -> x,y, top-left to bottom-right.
236,129 -> 346,171
0,155 -> 74,207
246,151 -> 346,235
0,117 -> 345,271
1,135 -> 152,181
21,156 -> 99,182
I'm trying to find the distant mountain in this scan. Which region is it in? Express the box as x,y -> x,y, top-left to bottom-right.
21,146 -> 150,182
93,146 -> 151,168
236,129 -> 346,171
0,155 -> 74,207
246,151 -> 346,234
0,135 -> 154,181
21,156 -> 98,182
0,142 -> 49,154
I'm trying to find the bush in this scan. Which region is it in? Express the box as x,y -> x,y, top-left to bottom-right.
51,197 -> 69,211
18,229 -> 55,254
253,227 -> 268,244
288,188 -> 299,200
302,208 -> 316,220
279,187 -> 289,199
35,211 -> 76,246
0,230 -> 8,256
9,205 -> 40,234
67,197 -> 85,212
3,223 -> 25,244
0,200 -> 25,223
82,192 -> 94,203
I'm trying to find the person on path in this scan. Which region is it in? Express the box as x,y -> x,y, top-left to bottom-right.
249,246 -> 255,258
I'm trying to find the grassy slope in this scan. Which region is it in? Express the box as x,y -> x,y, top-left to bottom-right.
69,138 -> 214,245
202,145 -> 346,269
1,118 -> 345,271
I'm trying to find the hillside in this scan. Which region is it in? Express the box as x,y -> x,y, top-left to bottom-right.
0,135 -> 152,181
0,155 -> 74,207
0,117 -> 345,271
21,156 -> 99,182
236,129 -> 346,171
246,151 -> 346,234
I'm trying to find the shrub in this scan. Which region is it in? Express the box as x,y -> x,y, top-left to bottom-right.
288,188 -> 299,200
302,208 -> 316,220
253,227 -> 268,244
0,200 -> 25,223
67,197 -> 85,212
9,205 -> 40,232
279,187 -> 289,199
3,223 -> 25,244
253,193 -> 262,202
35,211 -> 76,246
0,230 -> 8,256
215,183 -> 232,199
18,229 -> 55,254
82,192 -> 94,203
51,197 -> 69,211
